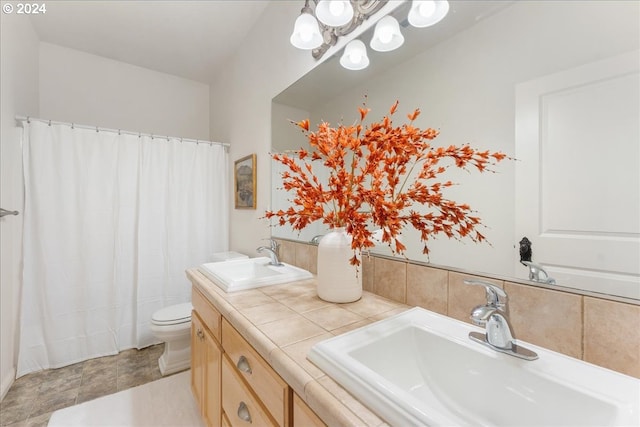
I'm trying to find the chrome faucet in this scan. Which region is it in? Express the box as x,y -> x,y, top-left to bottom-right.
256,246 -> 283,266
262,238 -> 280,253
521,261 -> 556,285
465,279 -> 538,360
310,235 -> 324,245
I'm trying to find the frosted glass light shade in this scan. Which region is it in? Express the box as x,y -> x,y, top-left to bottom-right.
370,15 -> 404,52
315,0 -> 354,27
408,0 -> 450,28
340,40 -> 369,70
290,12 -> 323,49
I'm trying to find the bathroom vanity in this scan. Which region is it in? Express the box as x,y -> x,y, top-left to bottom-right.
187,268 -> 640,427
187,268 -> 407,426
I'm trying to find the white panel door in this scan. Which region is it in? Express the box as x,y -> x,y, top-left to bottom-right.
515,51 -> 640,299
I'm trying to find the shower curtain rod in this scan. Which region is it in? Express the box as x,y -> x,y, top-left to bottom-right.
15,115 -> 230,148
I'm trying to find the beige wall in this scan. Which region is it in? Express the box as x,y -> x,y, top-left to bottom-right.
39,42 -> 210,140
0,11 -> 39,400
210,2 -> 315,258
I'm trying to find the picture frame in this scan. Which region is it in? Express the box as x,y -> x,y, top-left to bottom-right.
234,154 -> 256,209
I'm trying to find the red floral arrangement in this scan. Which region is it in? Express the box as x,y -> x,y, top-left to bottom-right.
266,101 -> 509,266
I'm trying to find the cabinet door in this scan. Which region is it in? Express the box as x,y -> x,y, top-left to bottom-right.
191,312 -> 205,413
293,393 -> 326,427
203,325 -> 222,427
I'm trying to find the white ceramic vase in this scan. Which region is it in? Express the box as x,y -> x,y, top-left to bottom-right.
316,227 -> 362,303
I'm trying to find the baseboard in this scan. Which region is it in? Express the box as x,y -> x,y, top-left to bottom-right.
0,367 -> 16,401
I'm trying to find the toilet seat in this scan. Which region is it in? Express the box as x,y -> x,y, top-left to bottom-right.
151,302 -> 192,326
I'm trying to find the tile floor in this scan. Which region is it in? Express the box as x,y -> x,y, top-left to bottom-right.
47,371 -> 202,427
0,344 -> 169,427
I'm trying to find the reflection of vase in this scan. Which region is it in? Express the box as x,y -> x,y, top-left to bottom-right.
317,227 -> 362,303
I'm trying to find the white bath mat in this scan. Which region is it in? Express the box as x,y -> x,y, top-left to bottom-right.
48,371 -> 204,426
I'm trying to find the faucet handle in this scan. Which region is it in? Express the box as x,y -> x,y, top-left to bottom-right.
464,279 -> 507,309
521,261 -> 556,284
262,238 -> 279,252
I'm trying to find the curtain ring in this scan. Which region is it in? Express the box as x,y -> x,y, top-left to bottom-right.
71,123 -> 75,129
118,129 -> 121,135
48,119 -> 51,126
96,126 -> 99,133
26,116 -> 31,123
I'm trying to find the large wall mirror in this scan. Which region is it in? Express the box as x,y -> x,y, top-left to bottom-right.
271,1 -> 640,301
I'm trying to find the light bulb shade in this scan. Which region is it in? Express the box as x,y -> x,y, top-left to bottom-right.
340,40 -> 369,70
408,0 -> 449,28
370,15 -> 404,52
315,0 -> 354,27
290,12 -> 323,49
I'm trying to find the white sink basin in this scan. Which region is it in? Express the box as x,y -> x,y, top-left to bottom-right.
198,257 -> 313,292
308,307 -> 639,427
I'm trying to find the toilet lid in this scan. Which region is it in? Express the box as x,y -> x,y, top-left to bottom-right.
151,302 -> 193,325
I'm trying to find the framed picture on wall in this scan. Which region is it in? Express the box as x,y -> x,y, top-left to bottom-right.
234,154 -> 256,209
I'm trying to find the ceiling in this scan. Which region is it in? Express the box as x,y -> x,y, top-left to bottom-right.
29,1 -> 271,84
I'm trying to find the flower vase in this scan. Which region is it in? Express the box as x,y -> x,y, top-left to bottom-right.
316,227 -> 362,303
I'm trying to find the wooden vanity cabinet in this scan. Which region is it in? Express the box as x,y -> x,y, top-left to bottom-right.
191,288 -> 222,427
191,285 -> 294,427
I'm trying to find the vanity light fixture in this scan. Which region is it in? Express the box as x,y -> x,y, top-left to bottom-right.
315,0 -> 354,27
340,40 -> 370,70
370,15 -> 404,52
291,0 -> 450,69
290,0 -> 387,59
408,0 -> 450,28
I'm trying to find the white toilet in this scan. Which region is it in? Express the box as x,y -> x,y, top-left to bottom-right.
150,251 -> 248,376
150,302 -> 193,376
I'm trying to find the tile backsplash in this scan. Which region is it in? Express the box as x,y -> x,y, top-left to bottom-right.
275,239 -> 640,378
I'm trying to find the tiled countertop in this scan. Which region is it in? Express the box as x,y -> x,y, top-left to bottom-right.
186,268 -> 409,427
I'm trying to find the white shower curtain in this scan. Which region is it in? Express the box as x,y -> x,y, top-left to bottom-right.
17,121 -> 229,377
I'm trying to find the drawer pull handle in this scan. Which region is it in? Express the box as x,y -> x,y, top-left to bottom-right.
237,401 -> 252,423
196,328 -> 205,341
237,355 -> 252,374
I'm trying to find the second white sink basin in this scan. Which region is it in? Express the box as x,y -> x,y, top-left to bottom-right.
198,257 -> 313,292
308,307 -> 639,426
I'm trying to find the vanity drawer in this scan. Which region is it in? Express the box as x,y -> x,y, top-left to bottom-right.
192,286 -> 221,341
222,319 -> 289,427
222,356 -> 277,427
